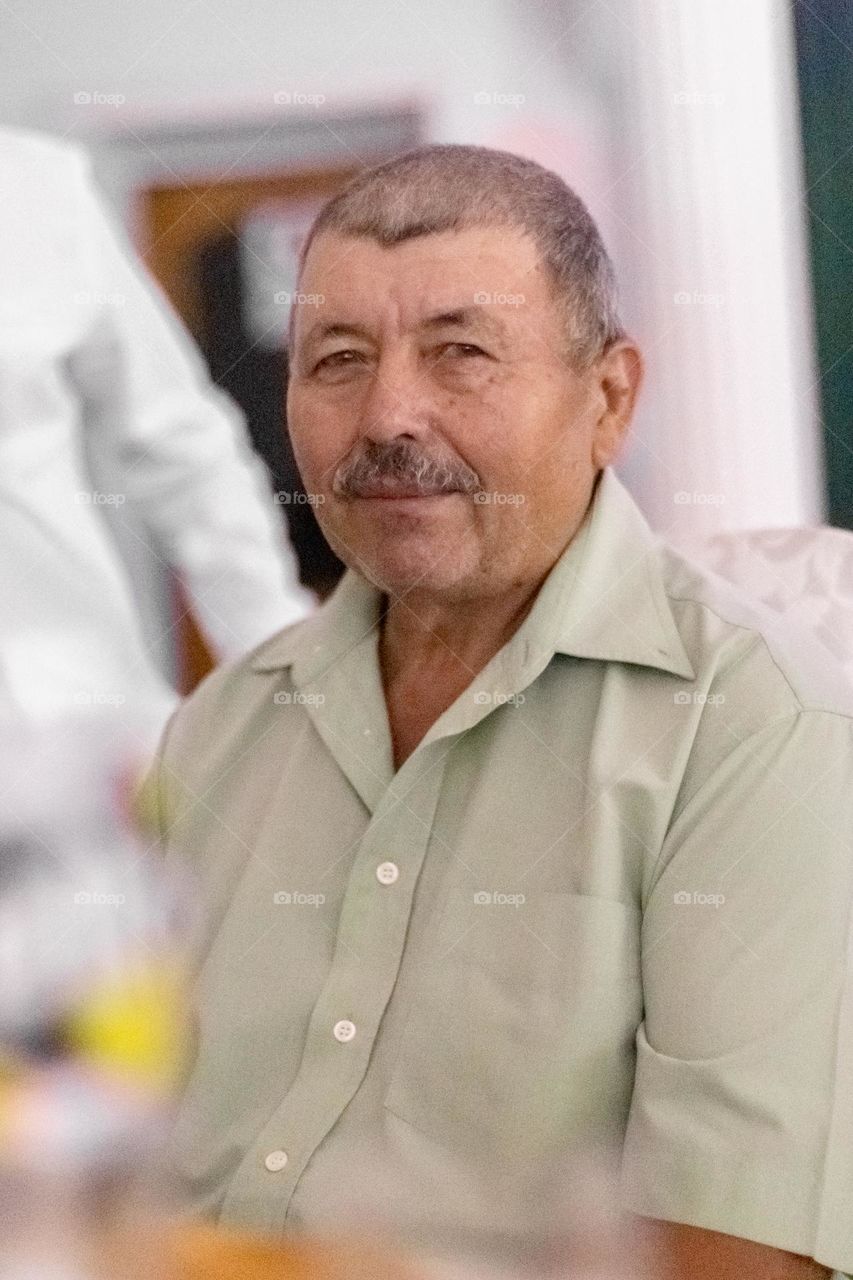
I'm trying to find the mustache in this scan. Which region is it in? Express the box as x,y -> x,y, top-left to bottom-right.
332,439 -> 481,499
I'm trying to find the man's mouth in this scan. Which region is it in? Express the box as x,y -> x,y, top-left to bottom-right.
347,480 -> 459,500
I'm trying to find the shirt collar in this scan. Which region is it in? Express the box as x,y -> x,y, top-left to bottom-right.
251,466 -> 696,684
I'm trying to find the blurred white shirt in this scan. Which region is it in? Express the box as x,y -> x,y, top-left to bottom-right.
0,128 -> 316,748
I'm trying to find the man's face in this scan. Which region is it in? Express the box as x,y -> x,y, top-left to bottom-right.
287,224 -> 620,600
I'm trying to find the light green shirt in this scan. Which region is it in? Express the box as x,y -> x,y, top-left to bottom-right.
152,467 -> 853,1274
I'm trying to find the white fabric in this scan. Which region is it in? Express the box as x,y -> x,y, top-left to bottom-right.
671,525 -> 853,685
0,128 -> 316,746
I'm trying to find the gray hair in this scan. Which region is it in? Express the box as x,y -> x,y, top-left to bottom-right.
291,143 -> 625,369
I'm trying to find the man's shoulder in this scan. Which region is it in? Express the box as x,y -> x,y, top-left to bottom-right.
162,619 -> 308,770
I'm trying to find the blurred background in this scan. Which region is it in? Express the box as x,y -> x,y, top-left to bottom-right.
0,4 -> 850,1277
0,0 -> 848,697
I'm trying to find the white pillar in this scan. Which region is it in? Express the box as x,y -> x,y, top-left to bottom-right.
609,0 -> 825,538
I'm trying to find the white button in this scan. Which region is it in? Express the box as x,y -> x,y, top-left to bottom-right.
264,1150 -> 288,1172
333,1019 -> 357,1042
376,861 -> 399,885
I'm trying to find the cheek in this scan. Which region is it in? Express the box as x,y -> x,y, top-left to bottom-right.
287,393 -> 352,490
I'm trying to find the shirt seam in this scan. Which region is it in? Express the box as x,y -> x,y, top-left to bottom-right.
665,591 -> 853,721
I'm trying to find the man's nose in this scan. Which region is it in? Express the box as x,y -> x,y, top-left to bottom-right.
357,348 -> 433,443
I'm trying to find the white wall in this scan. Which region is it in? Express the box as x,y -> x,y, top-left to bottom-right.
0,0 -> 825,540
0,0 -> 601,168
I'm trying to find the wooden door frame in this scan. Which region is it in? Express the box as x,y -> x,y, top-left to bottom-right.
86,101 -> 424,233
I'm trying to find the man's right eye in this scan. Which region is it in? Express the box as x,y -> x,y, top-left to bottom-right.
314,350 -> 363,370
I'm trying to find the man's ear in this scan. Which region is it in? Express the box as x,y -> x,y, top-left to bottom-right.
591,339 -> 643,469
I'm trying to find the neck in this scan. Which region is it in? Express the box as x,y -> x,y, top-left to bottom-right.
378,573 -> 548,690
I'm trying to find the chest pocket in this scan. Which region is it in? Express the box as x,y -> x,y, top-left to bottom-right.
383,891 -> 643,1162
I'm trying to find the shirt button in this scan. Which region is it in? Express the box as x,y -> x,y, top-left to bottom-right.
264,1150 -> 288,1172
333,1019 -> 357,1042
376,861 -> 400,885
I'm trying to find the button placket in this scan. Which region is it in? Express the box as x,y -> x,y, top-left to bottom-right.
220,745 -> 452,1232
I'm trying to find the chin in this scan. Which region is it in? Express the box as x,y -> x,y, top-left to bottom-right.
336,528 -> 478,596
374,552 -> 473,595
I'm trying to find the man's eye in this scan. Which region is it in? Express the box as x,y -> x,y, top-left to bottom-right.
314,350 -> 363,370
441,342 -> 487,358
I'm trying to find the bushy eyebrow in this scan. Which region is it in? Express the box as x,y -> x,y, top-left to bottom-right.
301,306 -> 506,351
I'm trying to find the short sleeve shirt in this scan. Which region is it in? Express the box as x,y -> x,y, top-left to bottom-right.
152,466 -> 853,1274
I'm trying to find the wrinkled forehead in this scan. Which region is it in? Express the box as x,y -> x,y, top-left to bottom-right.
291,225 -> 549,342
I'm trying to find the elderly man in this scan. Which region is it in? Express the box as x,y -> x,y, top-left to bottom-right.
151,145 -> 853,1278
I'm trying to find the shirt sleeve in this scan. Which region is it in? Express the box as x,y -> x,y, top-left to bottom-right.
619,708 -> 853,1276
64,147 -> 317,662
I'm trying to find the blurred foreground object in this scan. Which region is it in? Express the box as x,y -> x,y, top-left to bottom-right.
0,714 -> 189,1279
0,127 -> 315,750
169,1223 -> 427,1280
295,1135 -> 663,1280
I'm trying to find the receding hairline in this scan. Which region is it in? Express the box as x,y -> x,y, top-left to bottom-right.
297,217 -> 549,276
289,143 -> 625,366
